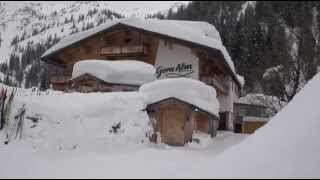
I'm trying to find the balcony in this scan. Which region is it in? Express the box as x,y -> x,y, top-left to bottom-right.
50,76 -> 71,84
100,45 -> 148,57
201,76 -> 230,95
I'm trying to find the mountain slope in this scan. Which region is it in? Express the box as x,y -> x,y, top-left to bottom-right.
0,1 -> 189,88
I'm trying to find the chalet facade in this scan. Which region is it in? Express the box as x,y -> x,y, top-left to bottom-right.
41,18 -> 244,131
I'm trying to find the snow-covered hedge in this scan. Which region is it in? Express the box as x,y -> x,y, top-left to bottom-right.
71,60 -> 156,85
140,78 -> 219,116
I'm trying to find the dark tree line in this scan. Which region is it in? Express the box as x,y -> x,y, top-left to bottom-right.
1,34 -> 60,88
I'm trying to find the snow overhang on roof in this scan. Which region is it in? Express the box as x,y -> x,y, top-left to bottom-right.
41,18 -> 243,87
71,60 -> 156,86
243,116 -> 270,123
140,78 -> 220,116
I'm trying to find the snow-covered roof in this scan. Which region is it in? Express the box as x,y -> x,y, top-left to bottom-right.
140,78 -> 220,116
41,18 -> 243,87
236,93 -> 270,107
236,74 -> 245,87
71,60 -> 156,86
243,116 -> 270,122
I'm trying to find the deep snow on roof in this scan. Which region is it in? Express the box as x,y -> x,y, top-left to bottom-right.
140,78 -> 220,116
236,93 -> 275,107
42,18 -> 222,59
243,116 -> 270,122
41,18 -> 242,85
71,60 -> 156,85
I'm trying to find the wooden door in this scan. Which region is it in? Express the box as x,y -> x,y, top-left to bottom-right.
160,105 -> 186,146
219,112 -> 228,130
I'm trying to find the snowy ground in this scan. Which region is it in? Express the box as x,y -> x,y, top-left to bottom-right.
0,132 -> 247,178
0,88 -> 247,178
1,73 -> 320,178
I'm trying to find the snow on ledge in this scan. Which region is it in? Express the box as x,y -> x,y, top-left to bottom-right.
140,78 -> 220,116
71,60 -> 156,86
236,74 -> 245,87
243,116 -> 270,122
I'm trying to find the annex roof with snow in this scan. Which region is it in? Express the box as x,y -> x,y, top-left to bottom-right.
72,60 -> 156,86
140,78 -> 220,116
235,94 -> 270,107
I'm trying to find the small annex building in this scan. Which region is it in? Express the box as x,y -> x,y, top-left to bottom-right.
234,94 -> 270,134
140,78 -> 220,146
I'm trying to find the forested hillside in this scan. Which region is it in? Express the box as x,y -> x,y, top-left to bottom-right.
166,1 -> 320,103
0,1 -> 185,89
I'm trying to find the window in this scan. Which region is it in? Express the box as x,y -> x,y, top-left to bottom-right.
239,108 -> 246,117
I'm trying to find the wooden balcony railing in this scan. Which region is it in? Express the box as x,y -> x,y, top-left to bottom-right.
101,45 -> 147,56
201,76 -> 230,95
50,76 -> 71,84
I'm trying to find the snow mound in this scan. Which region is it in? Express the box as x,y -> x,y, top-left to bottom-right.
72,60 -> 156,86
140,78 -> 219,116
0,91 -> 151,152
207,73 -> 320,178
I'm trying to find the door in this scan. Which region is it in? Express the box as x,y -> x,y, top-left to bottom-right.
219,112 -> 228,130
160,105 -> 186,146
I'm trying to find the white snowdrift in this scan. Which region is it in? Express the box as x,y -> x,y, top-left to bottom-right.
71,60 -> 156,85
1,73 -> 320,178
140,78 -> 219,116
0,91 -> 151,152
200,73 -> 320,178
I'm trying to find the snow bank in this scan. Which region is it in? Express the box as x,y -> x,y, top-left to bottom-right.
0,91 -> 151,152
71,60 -> 156,85
202,73 -> 320,178
140,78 -> 219,115
1,73 -> 320,178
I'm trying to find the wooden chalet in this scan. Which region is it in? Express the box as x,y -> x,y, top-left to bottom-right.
41,18 -> 244,131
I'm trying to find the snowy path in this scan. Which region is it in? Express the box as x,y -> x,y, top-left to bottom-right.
0,132 -> 247,178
